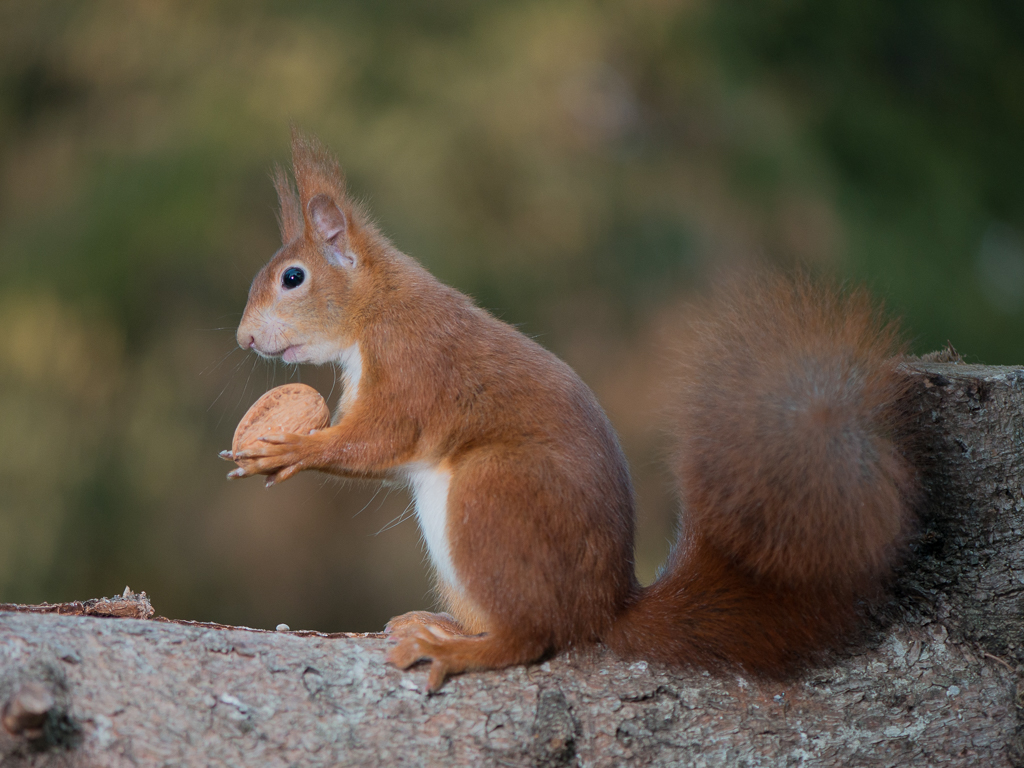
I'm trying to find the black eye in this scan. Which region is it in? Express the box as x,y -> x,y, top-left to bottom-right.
281,266 -> 305,289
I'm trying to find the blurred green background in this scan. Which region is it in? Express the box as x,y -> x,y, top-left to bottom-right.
1,0 -> 1022,632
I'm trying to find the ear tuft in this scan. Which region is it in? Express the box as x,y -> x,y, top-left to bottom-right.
307,193 -> 355,268
290,128 -> 346,204
273,165 -> 303,243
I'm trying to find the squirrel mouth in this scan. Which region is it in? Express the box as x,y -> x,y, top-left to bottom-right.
280,345 -> 305,363
255,343 -> 304,362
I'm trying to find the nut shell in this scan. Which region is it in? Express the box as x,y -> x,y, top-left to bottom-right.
232,383 -> 331,457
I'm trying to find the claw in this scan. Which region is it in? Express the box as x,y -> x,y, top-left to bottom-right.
218,450 -> 234,461
427,661 -> 448,693
227,467 -> 246,479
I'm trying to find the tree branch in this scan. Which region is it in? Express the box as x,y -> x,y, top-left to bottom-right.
1,363 -> 1022,767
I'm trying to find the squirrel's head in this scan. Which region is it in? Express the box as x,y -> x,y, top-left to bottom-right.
237,130 -> 368,365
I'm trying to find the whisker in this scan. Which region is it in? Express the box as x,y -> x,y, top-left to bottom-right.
375,499 -> 416,536
326,366 -> 339,405
353,483 -> 386,518
213,354 -> 257,429
236,354 -> 261,412
200,346 -> 242,379
209,366 -> 241,417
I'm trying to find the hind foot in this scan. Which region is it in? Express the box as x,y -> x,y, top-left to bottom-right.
386,621 -> 545,692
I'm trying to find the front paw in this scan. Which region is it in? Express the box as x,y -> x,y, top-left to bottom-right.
227,431 -> 318,485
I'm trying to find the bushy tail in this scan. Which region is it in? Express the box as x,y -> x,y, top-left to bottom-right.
606,275 -> 919,676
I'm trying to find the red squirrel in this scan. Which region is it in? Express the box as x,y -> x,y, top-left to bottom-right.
228,130 -> 918,691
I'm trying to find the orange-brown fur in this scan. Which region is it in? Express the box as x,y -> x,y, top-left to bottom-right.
604,278 -> 917,675
231,130 -> 917,690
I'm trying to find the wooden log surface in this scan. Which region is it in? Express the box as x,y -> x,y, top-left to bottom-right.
0,362 -> 1022,767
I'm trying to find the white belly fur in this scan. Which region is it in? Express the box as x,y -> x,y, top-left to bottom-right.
404,464 -> 460,592
335,342 -> 362,413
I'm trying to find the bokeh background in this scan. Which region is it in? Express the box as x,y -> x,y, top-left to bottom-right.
1,0 -> 1022,632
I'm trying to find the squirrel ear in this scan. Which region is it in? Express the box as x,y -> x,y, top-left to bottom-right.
307,193 -> 355,268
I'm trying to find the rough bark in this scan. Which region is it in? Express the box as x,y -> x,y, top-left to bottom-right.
0,362 -> 1022,767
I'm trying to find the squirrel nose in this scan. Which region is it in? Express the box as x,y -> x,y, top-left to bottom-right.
238,333 -> 256,351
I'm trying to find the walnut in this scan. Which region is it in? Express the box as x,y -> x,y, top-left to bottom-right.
231,384 -> 331,461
